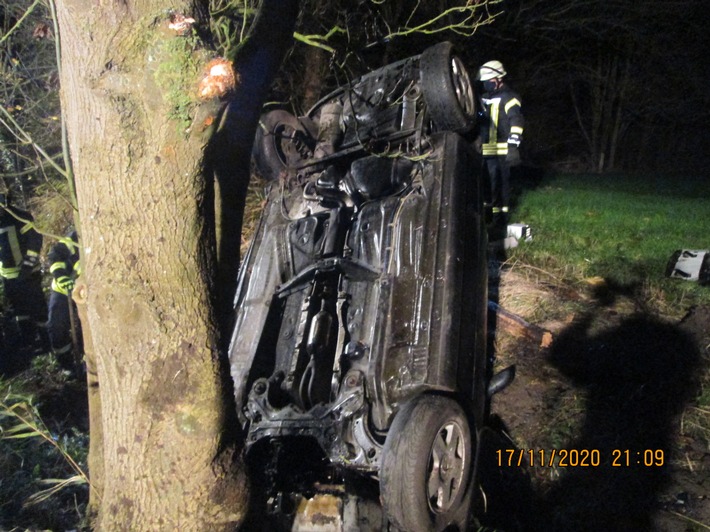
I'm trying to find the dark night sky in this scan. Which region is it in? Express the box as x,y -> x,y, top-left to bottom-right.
464,0 -> 710,173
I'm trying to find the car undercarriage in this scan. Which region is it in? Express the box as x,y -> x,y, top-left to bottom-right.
229,41 -> 513,531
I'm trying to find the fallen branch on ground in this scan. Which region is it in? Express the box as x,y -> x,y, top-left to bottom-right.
488,300 -> 553,348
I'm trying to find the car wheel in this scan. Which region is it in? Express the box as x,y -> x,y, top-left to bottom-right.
252,110 -> 313,181
420,41 -> 476,133
380,394 -> 473,532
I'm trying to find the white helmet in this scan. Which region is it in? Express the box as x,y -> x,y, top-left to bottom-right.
478,60 -> 506,81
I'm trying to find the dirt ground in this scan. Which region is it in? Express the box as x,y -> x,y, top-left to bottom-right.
5,260 -> 708,531
476,263 -> 710,531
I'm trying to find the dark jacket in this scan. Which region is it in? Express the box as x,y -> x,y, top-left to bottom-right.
480,85 -> 524,157
0,205 -> 42,279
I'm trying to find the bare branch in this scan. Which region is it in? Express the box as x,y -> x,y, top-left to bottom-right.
0,0 -> 43,46
0,106 -> 67,178
293,26 -> 346,53
384,1 -> 503,39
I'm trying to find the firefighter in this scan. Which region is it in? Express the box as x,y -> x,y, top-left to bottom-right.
47,229 -> 82,373
477,60 -> 524,227
0,191 -> 48,363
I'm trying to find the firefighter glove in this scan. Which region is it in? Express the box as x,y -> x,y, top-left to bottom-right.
22,254 -> 39,269
506,145 -> 521,166
57,275 -> 75,292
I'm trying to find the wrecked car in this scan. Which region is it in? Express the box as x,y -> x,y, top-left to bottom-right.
228,41 -> 513,531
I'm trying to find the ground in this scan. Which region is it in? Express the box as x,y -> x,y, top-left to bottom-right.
477,261 -> 710,531
3,262 -> 708,531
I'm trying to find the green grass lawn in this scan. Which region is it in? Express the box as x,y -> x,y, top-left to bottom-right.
508,172 -> 710,316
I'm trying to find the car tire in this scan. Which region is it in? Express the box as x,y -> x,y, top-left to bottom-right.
380,394 -> 473,532
252,110 -> 312,181
420,41 -> 476,133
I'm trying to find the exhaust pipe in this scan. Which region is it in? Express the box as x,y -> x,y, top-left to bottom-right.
487,365 -> 516,397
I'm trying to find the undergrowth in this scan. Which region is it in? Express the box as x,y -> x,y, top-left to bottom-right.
0,355 -> 89,530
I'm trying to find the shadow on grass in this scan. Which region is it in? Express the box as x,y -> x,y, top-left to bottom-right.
477,296 -> 702,531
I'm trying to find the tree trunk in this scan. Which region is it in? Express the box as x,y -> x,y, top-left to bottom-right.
54,0 -> 298,528
301,45 -> 328,110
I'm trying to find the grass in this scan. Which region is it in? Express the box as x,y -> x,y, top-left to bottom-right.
508,172 -> 710,317
0,356 -> 89,530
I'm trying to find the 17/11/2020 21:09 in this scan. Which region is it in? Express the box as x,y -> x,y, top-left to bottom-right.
496,449 -> 665,467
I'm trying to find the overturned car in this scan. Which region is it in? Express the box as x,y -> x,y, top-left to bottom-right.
228,41 -> 513,531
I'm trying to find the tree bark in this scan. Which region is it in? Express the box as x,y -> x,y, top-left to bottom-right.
72,280 -> 103,514
54,0 -> 298,528
301,45 -> 328,110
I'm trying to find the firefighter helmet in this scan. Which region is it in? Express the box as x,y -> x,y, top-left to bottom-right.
478,60 -> 506,81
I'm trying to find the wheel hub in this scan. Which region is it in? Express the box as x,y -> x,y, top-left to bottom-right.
427,420 -> 467,513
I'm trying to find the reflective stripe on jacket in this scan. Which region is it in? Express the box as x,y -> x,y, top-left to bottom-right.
48,236 -> 80,295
